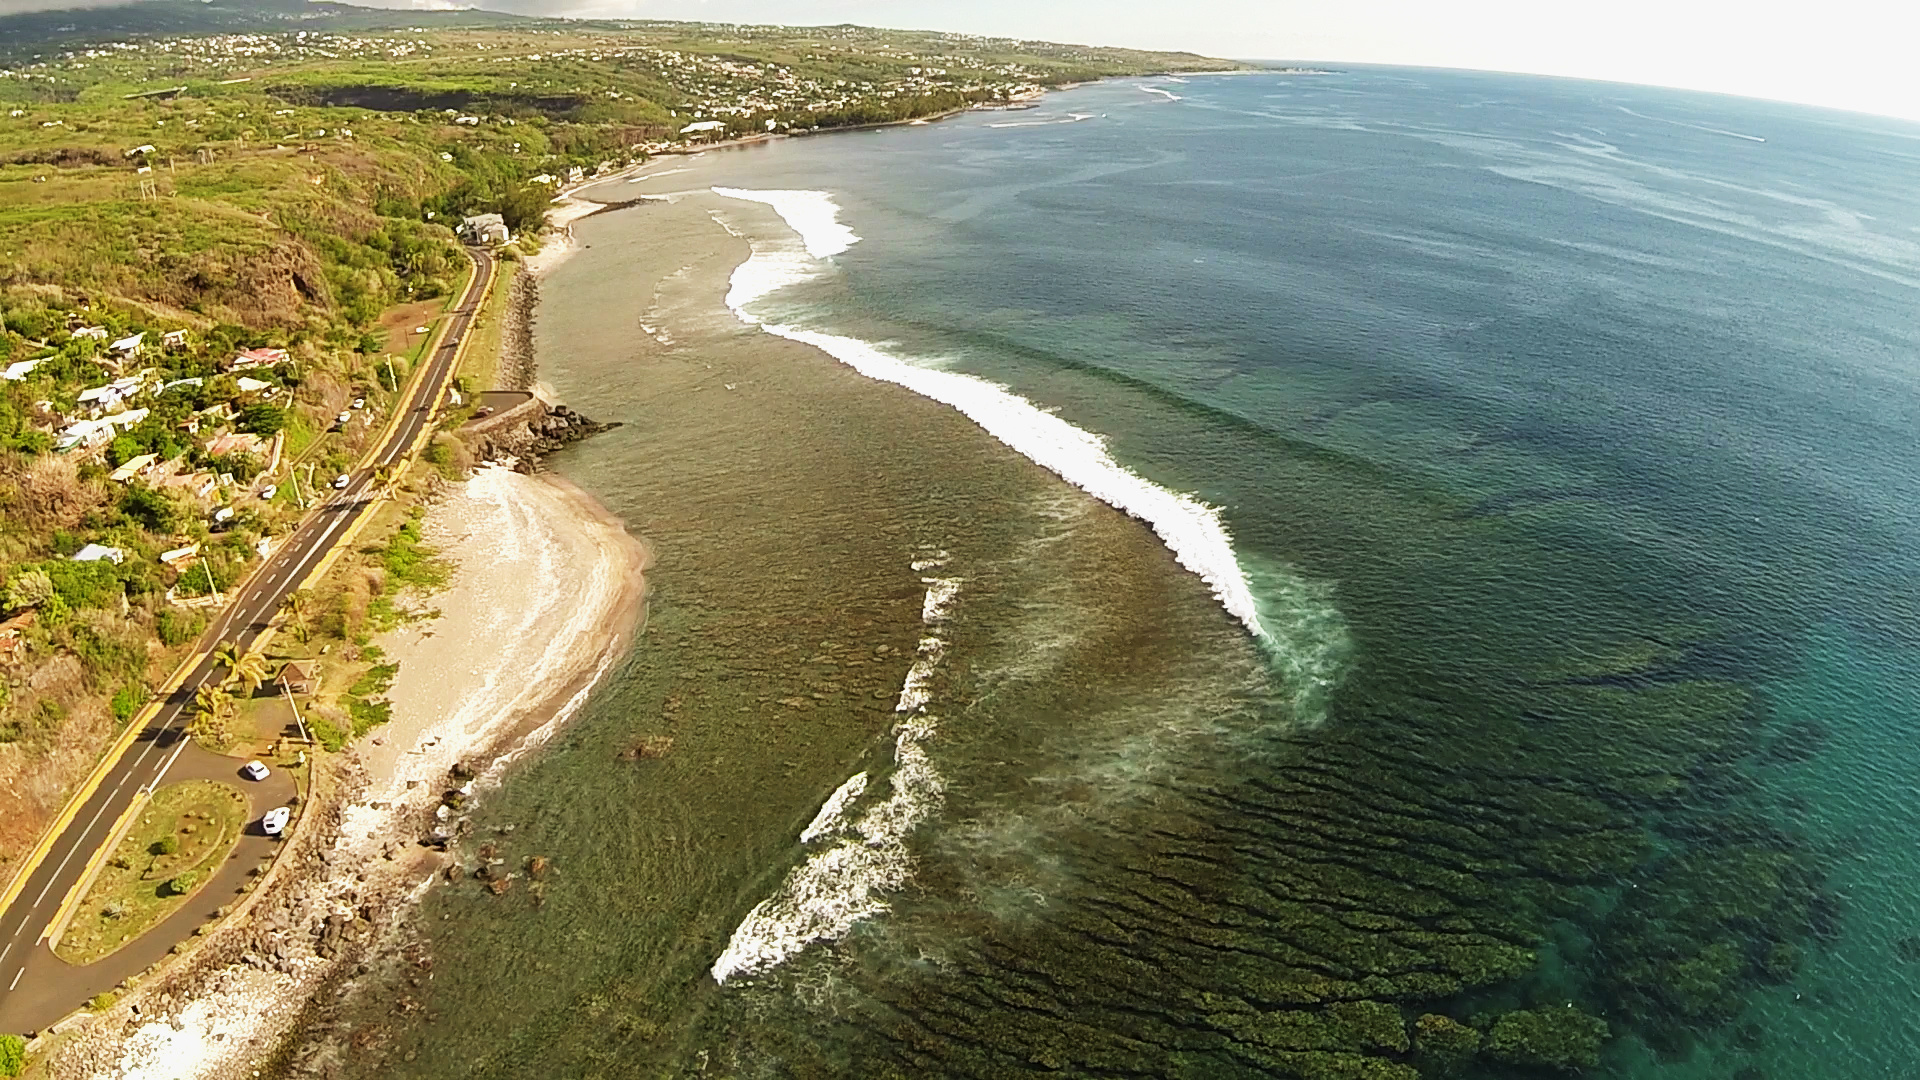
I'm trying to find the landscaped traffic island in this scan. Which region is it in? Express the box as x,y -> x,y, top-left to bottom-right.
53,780 -> 249,967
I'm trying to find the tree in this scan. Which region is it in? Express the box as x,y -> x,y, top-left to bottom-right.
497,184 -> 550,237
369,463 -> 400,500
3,569 -> 52,612
191,683 -> 234,745
214,640 -> 268,696
235,403 -> 286,436
0,1032 -> 24,1078
281,589 -> 312,643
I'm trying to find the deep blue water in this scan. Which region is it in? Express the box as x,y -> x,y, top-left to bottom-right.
357,68 -> 1920,1078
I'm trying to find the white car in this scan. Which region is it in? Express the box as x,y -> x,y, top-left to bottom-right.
332,473 -> 351,489
351,397 -> 365,410
334,411 -> 351,426
261,806 -> 291,836
240,760 -> 269,781
259,485 -> 277,500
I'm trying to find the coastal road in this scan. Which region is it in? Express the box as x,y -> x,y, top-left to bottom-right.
0,247 -> 494,1035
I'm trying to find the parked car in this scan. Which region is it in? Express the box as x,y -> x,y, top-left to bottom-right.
261,806 -> 291,836
351,397 -> 365,410
475,405 -> 494,418
211,506 -> 235,524
332,473 -> 351,489
334,411 -> 351,426
240,760 -> 270,781
259,485 -> 277,500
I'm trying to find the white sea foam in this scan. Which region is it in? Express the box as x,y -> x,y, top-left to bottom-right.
711,186 -> 1270,642
921,577 -> 961,623
988,113 -> 1096,129
710,187 -> 859,258
800,771 -> 869,843
710,571 -> 956,984
1141,86 -> 1182,102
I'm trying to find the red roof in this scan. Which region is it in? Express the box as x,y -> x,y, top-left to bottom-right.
232,347 -> 289,368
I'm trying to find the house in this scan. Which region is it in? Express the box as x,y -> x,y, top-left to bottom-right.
2,358 -> 45,381
0,610 -> 34,664
234,376 -> 272,395
71,326 -> 108,341
278,660 -> 318,695
109,331 -> 145,356
680,120 -> 728,142
70,544 -> 125,564
161,329 -> 189,349
77,374 -> 149,415
204,432 -> 263,457
159,543 -> 200,568
58,406 -> 152,450
228,347 -> 289,372
158,377 -> 203,395
109,453 -> 159,482
458,213 -> 510,245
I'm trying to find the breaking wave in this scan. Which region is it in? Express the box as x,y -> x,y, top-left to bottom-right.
710,570 -> 957,984
709,187 -> 1273,643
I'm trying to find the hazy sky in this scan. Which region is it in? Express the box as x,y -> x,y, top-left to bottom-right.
496,0 -> 1919,123
5,0 -> 1916,123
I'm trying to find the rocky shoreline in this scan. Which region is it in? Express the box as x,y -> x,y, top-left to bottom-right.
464,402 -> 617,469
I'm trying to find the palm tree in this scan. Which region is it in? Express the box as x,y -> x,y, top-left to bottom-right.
212,639 -> 269,696
369,463 -> 400,500
190,684 -> 234,746
280,589 -> 312,644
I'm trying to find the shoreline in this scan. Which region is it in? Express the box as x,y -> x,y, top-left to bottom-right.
44,389 -> 649,1076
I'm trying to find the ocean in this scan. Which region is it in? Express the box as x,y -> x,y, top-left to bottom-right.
330,68 -> 1920,1078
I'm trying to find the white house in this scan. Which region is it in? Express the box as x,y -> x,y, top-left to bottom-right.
161,329 -> 189,349
71,326 -> 107,341
2,358 -> 46,381
109,453 -> 158,482
459,213 -> 510,245
680,120 -> 728,140
70,544 -> 126,564
57,407 -> 151,451
76,373 -> 149,415
109,331 -> 145,356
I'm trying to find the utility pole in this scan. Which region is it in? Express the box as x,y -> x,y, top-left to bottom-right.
201,557 -> 223,605
280,677 -> 310,745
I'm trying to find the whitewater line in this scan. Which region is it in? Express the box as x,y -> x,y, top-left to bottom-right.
710,574 -> 957,984
708,187 -> 1271,644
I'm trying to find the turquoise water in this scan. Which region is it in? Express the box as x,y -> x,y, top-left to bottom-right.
338,69 -> 1920,1078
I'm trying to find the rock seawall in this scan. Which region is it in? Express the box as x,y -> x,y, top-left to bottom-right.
461,400 -> 615,470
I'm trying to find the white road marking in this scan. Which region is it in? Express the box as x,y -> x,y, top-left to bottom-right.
9,967 -> 21,990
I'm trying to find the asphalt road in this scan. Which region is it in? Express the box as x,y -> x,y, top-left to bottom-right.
0,247 -> 493,1035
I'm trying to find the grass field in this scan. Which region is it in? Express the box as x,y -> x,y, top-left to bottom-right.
53,779 -> 249,967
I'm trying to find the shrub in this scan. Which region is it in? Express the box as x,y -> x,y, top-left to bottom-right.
156,608 -> 204,647
111,684 -> 143,723
164,870 -> 203,897
0,1032 -> 25,1077
152,835 -> 178,857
